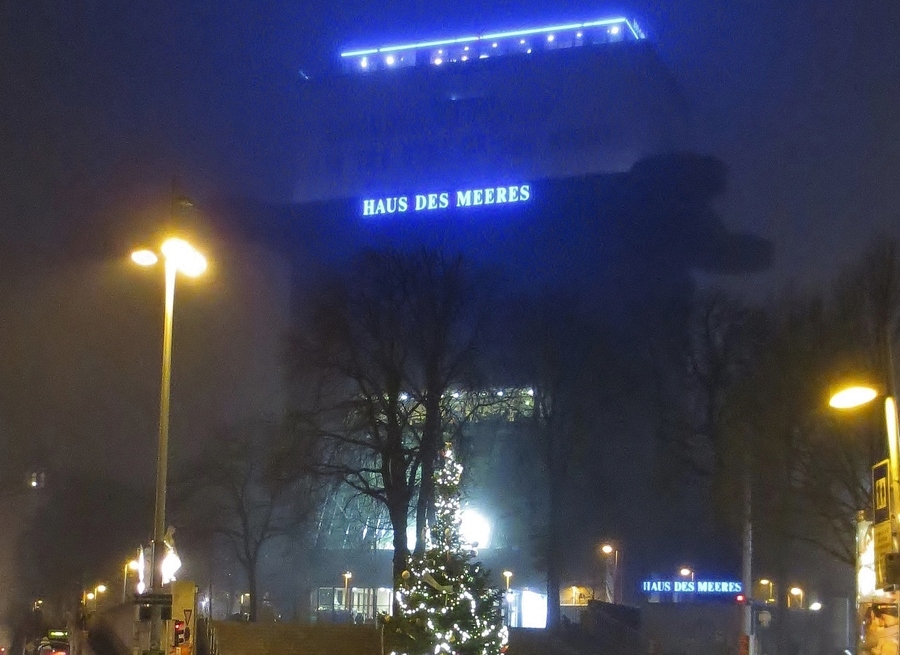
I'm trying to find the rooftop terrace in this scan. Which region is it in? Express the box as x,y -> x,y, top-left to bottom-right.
339,16 -> 647,73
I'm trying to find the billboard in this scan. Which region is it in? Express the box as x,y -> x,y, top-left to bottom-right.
858,516 -> 899,654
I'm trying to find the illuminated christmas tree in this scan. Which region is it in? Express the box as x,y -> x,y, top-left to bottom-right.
389,444 -> 507,655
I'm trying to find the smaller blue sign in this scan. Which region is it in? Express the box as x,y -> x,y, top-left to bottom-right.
641,580 -> 743,594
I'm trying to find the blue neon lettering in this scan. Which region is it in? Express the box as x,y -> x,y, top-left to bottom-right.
361,183 -> 530,217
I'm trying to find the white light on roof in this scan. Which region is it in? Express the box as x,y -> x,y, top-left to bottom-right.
576,31 -> 583,37
461,55 -> 468,61
492,42 -> 498,48
547,34 -> 555,42
339,16 -> 640,59
520,39 -> 526,44
385,55 -> 395,65
360,57 -> 368,68
433,57 -> 443,65
438,49 -> 443,54
464,45 -> 469,50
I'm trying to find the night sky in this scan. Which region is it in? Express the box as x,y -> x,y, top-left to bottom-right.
2,0 -> 898,289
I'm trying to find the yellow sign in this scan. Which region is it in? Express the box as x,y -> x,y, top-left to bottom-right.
874,521 -> 893,590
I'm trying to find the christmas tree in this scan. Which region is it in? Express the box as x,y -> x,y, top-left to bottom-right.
388,443 -> 508,655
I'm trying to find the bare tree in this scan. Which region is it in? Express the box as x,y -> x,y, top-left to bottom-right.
182,419 -> 316,621
291,248 -> 486,602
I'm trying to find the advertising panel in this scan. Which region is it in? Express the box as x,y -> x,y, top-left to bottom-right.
858,516 -> 899,655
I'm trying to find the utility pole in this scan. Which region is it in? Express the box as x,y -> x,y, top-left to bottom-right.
742,466 -> 753,655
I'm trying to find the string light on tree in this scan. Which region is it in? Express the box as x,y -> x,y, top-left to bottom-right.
388,443 -> 508,655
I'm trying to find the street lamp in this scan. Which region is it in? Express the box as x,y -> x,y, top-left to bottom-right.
759,579 -> 774,603
789,586 -> 804,609
809,601 -> 823,612
343,572 -> 352,611
503,570 -> 513,590
83,584 -> 106,611
132,237 -> 207,652
123,559 -> 140,602
679,567 -> 695,582
600,543 -> 619,603
830,384 -> 900,576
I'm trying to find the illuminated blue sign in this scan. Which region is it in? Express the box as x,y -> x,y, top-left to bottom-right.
361,183 -> 531,217
641,580 -> 743,594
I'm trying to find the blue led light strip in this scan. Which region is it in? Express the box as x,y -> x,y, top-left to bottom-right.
340,16 -> 639,58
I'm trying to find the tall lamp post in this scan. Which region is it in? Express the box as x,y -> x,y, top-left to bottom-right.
600,543 -> 619,603
343,572 -> 352,612
830,386 -> 900,530
132,238 -> 207,652
830,382 -> 900,655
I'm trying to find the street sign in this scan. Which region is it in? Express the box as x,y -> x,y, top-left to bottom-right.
874,460 -> 891,524
134,593 -> 173,607
875,521 -> 893,590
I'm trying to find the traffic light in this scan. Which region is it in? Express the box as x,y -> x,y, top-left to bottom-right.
173,621 -> 186,646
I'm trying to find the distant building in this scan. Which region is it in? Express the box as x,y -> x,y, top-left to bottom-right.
292,15 -> 687,202
214,15 -> 771,624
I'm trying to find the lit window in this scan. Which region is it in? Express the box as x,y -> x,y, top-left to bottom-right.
385,55 -> 395,66
547,34 -> 555,42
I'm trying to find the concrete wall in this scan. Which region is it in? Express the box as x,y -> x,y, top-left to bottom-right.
293,42 -> 687,202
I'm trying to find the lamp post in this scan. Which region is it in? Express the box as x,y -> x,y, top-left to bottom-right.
83,584 -> 107,613
789,586 -> 804,609
600,543 -> 619,603
123,559 -> 140,602
503,571 -> 513,627
343,572 -> 352,612
679,567 -> 694,582
132,238 -> 207,653
759,579 -> 774,604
